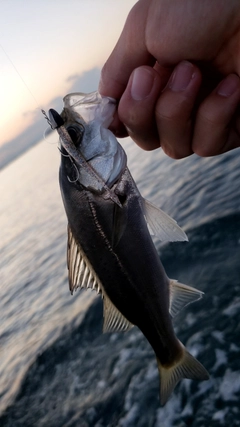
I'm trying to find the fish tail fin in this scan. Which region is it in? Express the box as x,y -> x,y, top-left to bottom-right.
157,343 -> 209,406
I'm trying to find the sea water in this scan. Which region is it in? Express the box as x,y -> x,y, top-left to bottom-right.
0,135 -> 240,426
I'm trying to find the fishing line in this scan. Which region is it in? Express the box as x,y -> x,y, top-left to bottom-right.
0,43 -> 42,109
0,42 -> 59,144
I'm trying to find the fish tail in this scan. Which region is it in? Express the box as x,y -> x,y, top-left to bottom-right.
157,343 -> 209,406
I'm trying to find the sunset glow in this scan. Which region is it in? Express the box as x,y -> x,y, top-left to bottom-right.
0,0 -> 136,146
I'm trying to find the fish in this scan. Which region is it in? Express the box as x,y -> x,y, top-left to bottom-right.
44,91 -> 209,405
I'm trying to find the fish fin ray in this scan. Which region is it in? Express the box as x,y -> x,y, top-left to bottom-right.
143,198 -> 188,242
157,344 -> 209,406
111,203 -> 127,248
103,292 -> 133,333
169,279 -> 204,317
67,225 -> 102,295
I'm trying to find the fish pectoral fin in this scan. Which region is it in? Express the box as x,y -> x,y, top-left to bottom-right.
142,198 -> 188,242
169,279 -> 204,318
67,225 -> 102,295
157,343 -> 209,406
103,291 -> 133,333
111,202 -> 127,248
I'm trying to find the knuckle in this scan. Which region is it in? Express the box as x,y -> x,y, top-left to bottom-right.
193,144 -> 214,157
127,126 -> 160,151
156,96 -> 192,123
120,109 -> 138,128
192,133 -> 222,157
197,99 -> 229,127
119,101 -> 152,129
132,136 -> 160,151
160,141 -> 191,159
192,139 -> 222,157
197,110 -> 219,127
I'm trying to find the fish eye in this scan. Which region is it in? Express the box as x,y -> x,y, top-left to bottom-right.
66,125 -> 84,146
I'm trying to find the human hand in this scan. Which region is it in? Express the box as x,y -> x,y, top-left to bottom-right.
99,0 -> 240,158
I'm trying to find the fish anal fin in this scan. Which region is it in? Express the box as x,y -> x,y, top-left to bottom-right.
67,225 -> 102,295
169,279 -> 204,318
143,198 -> 188,242
157,344 -> 209,406
103,291 -> 133,333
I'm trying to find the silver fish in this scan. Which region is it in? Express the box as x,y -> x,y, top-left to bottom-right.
45,91 -> 209,405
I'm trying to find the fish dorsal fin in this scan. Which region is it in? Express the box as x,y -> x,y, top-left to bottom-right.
169,279 -> 204,318
67,226 -> 102,295
103,291 -> 133,333
142,198 -> 188,242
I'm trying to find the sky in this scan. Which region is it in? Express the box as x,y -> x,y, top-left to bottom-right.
0,0 -> 137,147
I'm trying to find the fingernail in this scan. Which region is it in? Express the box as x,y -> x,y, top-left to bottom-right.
131,67 -> 154,101
217,74 -> 239,97
168,61 -> 194,92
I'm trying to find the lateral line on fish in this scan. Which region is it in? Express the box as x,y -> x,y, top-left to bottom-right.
87,196 -> 132,283
0,42 -> 41,109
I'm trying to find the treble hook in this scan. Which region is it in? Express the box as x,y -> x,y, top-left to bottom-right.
57,146 -> 70,157
67,162 -> 80,183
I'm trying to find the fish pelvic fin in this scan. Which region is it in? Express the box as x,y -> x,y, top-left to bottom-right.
142,198 -> 188,242
169,279 -> 204,318
157,344 -> 209,406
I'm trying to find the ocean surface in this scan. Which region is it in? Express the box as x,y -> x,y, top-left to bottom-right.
0,133 -> 240,426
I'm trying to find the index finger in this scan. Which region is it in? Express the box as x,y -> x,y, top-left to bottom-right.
99,1 -> 154,99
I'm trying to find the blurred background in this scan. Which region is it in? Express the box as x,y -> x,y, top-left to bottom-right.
1,1 -> 240,426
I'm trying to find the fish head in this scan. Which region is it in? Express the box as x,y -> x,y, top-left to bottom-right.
59,91 -> 127,190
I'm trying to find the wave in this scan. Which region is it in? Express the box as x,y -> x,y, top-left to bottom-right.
1,214 -> 240,426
